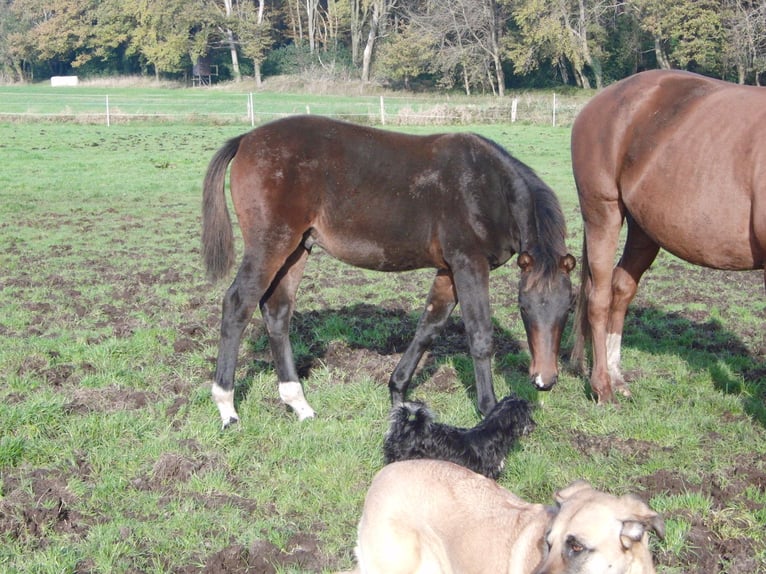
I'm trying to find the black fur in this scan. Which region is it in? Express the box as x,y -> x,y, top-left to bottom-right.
383,394 -> 535,480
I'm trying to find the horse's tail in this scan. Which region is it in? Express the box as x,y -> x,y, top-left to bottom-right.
569,231 -> 591,374
202,135 -> 243,282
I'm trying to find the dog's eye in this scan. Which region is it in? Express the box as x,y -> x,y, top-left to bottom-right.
566,536 -> 586,556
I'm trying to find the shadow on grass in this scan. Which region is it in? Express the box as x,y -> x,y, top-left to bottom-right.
237,303 -> 534,414
614,304 -> 765,427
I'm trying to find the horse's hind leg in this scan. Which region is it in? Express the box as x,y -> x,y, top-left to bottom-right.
212,252 -> 269,428
260,245 -> 315,420
607,217 -> 660,395
389,270 -> 457,407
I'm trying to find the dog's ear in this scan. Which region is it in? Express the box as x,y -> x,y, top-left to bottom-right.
620,520 -> 647,549
620,513 -> 665,549
620,497 -> 665,549
554,480 -> 592,504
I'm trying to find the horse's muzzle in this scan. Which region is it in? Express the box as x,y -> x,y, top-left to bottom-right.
531,373 -> 557,391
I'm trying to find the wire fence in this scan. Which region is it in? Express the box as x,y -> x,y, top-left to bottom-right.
0,86 -> 589,127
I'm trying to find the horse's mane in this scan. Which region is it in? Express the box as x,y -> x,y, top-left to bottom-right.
478,136 -> 568,290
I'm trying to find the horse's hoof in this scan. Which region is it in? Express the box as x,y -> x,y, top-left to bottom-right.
595,390 -> 616,405
221,415 -> 239,430
615,383 -> 632,398
295,406 -> 316,421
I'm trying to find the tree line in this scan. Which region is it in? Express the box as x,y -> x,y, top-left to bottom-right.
2,0 -> 765,92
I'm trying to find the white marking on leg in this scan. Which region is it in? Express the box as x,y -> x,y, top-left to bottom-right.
606,333 -> 630,396
279,382 -> 316,421
211,383 -> 239,429
606,333 -> 622,377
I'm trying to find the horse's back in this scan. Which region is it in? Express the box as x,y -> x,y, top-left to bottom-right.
226,116 -> 521,271
572,70 -> 766,269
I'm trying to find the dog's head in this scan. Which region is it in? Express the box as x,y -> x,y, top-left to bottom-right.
534,481 -> 664,574
485,394 -> 536,437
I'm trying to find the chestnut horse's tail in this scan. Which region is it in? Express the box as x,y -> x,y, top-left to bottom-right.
569,232 -> 591,374
202,135 -> 243,282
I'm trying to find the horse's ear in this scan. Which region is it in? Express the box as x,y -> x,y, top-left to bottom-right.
560,254 -> 576,274
518,251 -> 534,271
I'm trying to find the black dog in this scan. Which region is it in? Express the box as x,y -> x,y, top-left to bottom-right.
383,394 -> 535,480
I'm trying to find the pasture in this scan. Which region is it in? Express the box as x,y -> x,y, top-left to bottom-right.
0,119 -> 764,573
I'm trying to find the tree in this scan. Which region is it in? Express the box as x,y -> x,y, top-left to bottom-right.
361,0 -> 394,83
722,0 -> 766,83
125,0 -> 215,79
234,0 -> 270,84
406,0 -> 509,95
665,0 -> 723,73
221,0 -> 242,81
0,1 -> 34,80
508,0 -> 617,88
7,0 -> 98,74
375,23 -> 434,87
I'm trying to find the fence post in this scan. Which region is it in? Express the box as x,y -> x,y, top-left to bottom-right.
248,93 -> 255,127
511,97 -> 518,123
105,95 -> 110,127
552,93 -> 557,127
380,96 -> 385,125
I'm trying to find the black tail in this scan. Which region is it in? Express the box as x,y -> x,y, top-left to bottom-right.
569,232 -> 590,374
387,401 -> 433,432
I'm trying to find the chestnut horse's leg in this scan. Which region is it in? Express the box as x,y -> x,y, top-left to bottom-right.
389,270 -> 458,408
606,217 -> 660,395
585,212 -> 660,403
582,206 -> 625,404
259,245 -> 315,421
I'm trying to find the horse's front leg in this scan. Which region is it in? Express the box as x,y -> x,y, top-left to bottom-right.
260,246 -> 315,420
388,270 -> 457,406
451,257 -> 496,416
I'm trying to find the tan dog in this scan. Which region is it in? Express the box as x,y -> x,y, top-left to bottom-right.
341,460 -> 664,574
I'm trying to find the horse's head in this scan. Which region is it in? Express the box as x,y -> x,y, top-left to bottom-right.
518,251 -> 576,391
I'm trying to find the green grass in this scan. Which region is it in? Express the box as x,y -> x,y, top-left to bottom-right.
0,117 -> 764,573
0,83 -> 590,126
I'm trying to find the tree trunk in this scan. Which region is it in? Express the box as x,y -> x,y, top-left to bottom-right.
254,0 -> 266,86
223,0 -> 241,82
493,53 -> 504,97
306,0 -> 317,52
463,66 -> 470,95
489,0 -> 504,96
350,0 -> 363,64
574,0 -> 600,89
654,36 -> 671,69
361,2 -> 380,82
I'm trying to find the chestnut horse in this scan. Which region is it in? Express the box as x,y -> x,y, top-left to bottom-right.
571,70 -> 766,403
203,115 -> 575,427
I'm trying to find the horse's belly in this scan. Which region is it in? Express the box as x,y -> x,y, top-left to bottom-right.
314,232 -> 441,272
628,191 -> 760,270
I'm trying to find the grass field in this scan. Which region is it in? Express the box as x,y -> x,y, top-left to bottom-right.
0,116 -> 764,573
